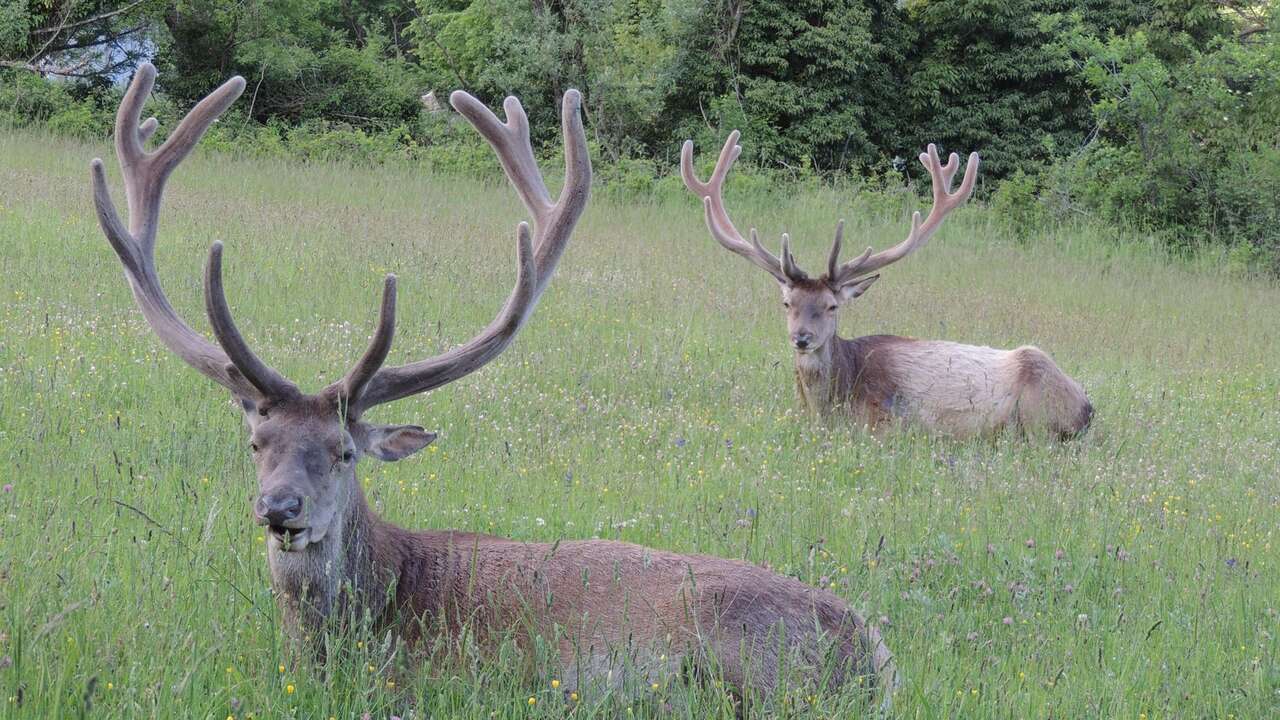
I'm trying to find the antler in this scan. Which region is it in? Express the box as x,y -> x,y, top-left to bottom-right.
91,63 -> 296,402
682,131 -> 802,284
339,275 -> 397,410
349,90 -> 591,414
828,144 -> 979,287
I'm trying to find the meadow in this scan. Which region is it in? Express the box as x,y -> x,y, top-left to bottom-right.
1,128 -> 1277,718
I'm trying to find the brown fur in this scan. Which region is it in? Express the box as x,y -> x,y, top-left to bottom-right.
1010,346 -> 1095,439
795,333 -> 911,427
684,133 -> 1089,439
274,477 -> 897,704
779,279 -> 1091,438
96,73 -> 897,708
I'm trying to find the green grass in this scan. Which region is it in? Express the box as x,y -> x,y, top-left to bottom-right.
1,128 -> 1277,719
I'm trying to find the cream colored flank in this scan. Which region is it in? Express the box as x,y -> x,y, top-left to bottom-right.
683,132 -> 1092,438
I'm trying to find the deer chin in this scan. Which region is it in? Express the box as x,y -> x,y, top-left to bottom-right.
795,347 -> 828,371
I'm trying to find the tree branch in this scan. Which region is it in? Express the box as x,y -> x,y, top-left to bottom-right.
33,0 -> 151,36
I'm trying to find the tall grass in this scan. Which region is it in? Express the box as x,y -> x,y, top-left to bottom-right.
0,129 -> 1277,718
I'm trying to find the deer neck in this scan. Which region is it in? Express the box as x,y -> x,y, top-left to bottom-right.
267,478 -> 393,642
794,339 -> 837,413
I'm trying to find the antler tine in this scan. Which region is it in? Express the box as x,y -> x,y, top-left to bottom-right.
354,89 -> 587,412
203,243 -> 298,401
113,64 -> 246,255
683,132 -> 788,283
826,220 -> 843,280
353,222 -> 538,413
825,220 -> 872,285
340,275 -> 397,413
93,64 -> 286,401
779,233 -> 808,282
451,93 -> 553,218
831,144 -> 980,284
445,89 -> 590,298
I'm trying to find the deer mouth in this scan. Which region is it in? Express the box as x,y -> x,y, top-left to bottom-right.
268,525 -> 311,551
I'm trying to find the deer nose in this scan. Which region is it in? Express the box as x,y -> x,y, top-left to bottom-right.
255,492 -> 303,526
793,333 -> 813,350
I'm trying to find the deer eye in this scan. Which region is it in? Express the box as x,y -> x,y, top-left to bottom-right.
827,305 -> 838,312
342,450 -> 354,463
782,301 -> 790,309
249,442 -> 260,453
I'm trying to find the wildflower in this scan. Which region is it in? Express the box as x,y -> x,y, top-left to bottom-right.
278,664 -> 285,673
1002,616 -> 1013,625
1054,549 -> 1065,560
651,682 -> 659,690
1025,539 -> 1035,548
285,684 -> 295,695
2,484 -> 11,493
528,696 -> 536,706
570,692 -> 579,702
551,679 -> 560,689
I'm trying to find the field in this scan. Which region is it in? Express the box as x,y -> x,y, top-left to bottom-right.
1,128 -> 1278,719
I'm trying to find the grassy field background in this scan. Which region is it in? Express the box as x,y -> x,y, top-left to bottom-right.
1,128 -> 1278,718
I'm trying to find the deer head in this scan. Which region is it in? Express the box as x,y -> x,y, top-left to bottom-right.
92,64 -> 590,554
682,132 -> 978,355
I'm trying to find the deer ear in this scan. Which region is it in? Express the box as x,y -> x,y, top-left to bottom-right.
364,424 -> 437,462
836,274 -> 879,303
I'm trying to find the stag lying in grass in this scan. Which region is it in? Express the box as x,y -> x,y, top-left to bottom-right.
91,65 -> 896,708
683,133 -> 1092,439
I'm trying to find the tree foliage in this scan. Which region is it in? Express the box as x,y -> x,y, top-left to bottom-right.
1056,14 -> 1280,264
158,0 -> 425,127
0,0 -> 163,80
4,0 -> 1277,265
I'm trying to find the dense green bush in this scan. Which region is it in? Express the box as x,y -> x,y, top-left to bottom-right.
0,70 -> 114,136
1042,21 -> 1280,269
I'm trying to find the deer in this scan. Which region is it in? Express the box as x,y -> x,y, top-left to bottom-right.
683,132 -> 1093,439
91,65 -> 897,709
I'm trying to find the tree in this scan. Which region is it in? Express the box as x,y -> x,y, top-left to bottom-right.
0,0 -> 163,81
157,0 -> 426,128
1057,13 -> 1280,263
